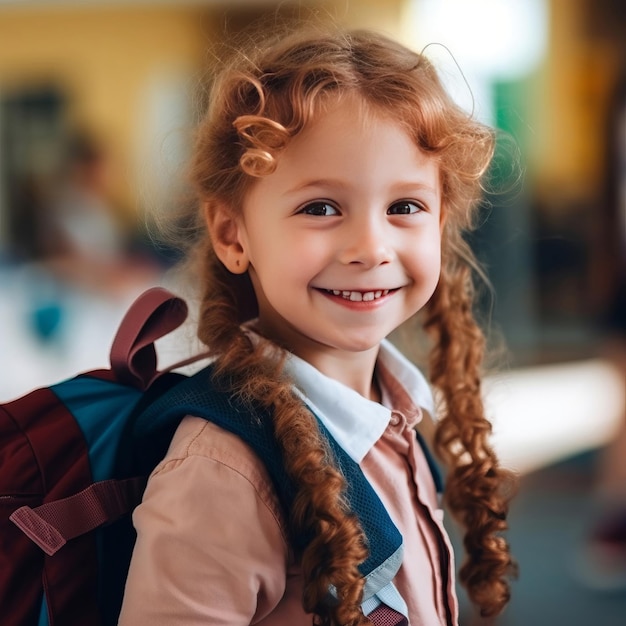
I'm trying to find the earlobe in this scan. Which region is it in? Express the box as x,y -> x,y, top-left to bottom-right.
204,201 -> 250,274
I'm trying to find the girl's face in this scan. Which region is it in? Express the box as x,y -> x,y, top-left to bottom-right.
233,97 -> 442,366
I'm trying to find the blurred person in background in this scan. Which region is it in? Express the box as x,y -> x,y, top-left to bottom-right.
40,130 -> 159,296
8,128 -> 162,349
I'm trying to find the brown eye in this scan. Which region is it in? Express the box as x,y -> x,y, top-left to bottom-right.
388,201 -> 422,215
300,202 -> 340,216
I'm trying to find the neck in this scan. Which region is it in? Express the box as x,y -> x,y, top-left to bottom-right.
294,344 -> 381,401
250,316 -> 382,401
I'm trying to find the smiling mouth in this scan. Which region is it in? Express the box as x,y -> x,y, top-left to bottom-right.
322,288 -> 393,302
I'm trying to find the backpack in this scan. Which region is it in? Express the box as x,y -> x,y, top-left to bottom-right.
1,287 -> 430,626
1,287 -> 195,626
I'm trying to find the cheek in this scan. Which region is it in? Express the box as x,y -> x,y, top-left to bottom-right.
273,237 -> 329,271
243,229 -> 283,271
411,236 -> 441,275
248,239 -> 319,293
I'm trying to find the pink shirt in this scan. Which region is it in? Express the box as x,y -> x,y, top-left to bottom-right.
118,341 -> 458,625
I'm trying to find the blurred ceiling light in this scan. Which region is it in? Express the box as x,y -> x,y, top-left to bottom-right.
408,0 -> 548,80
403,0 -> 548,122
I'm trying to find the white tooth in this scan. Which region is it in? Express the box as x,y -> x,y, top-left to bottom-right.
333,290 -> 341,295
349,292 -> 363,302
342,291 -> 351,298
383,289 -> 389,296
363,292 -> 375,301
375,291 -> 382,299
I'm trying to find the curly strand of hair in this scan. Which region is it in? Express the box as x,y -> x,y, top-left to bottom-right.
196,246 -> 369,626
424,265 -> 517,618
233,115 -> 291,177
234,115 -> 290,151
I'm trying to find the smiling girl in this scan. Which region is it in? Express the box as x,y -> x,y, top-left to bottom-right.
119,24 -> 516,626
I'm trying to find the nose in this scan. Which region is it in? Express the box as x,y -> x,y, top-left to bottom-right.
337,215 -> 393,268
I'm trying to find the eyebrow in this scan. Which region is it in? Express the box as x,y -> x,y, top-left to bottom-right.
391,181 -> 439,198
287,178 -> 439,198
286,179 -> 349,194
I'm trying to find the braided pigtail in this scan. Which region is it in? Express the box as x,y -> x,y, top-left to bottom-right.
424,258 -> 517,617
196,242 -> 369,626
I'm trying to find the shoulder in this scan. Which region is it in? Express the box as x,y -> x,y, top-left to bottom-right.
153,415 -> 287,536
123,416 -> 293,623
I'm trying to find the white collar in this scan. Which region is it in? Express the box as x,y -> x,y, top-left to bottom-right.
283,339 -> 434,463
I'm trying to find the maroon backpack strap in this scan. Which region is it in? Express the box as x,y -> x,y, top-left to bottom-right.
9,477 -> 147,556
109,287 -> 188,390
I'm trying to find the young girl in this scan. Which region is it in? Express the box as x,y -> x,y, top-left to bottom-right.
119,24 -> 516,626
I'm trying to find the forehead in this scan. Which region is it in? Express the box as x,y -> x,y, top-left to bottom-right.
266,96 -> 440,189
304,91 -> 412,143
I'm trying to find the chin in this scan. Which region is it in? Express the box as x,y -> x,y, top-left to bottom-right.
334,334 -> 384,353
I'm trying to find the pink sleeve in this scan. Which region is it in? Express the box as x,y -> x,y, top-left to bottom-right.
118,439 -> 289,625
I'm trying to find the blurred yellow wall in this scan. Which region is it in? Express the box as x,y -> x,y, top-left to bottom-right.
0,4 -> 214,213
531,0 -> 620,205
0,0 -> 405,216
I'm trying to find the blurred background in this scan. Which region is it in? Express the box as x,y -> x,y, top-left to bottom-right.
1,0 -> 625,624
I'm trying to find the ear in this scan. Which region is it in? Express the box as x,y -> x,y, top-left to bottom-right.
204,201 -> 249,274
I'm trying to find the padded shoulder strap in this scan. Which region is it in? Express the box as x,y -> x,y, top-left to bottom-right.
133,366 -> 294,510
133,365 -> 403,586
313,418 -> 403,584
